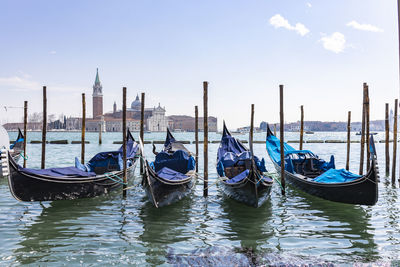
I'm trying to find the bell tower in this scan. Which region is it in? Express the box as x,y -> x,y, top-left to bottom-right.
92,68 -> 103,119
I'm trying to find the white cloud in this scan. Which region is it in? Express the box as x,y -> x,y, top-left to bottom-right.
346,21 -> 383,32
306,2 -> 312,8
320,32 -> 346,53
0,76 -> 40,91
49,50 -> 57,54
0,75 -> 84,92
269,14 -> 310,36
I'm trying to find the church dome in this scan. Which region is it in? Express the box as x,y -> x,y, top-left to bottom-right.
131,94 -> 141,110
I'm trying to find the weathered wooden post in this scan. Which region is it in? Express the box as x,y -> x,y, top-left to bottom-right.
299,105 -> 304,150
365,85 -> 370,170
392,99 -> 398,185
249,104 -> 254,155
279,85 -> 285,195
98,123 -> 102,145
274,124 -> 277,136
41,86 -> 47,169
140,92 -> 145,174
346,111 -> 351,171
123,87 -> 127,196
23,101 -> 27,168
203,81 -> 208,197
195,105 -> 199,173
359,83 -> 367,175
385,103 -> 390,177
81,93 -> 86,164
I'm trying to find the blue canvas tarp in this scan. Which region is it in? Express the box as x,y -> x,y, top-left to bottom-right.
313,168 -> 361,183
225,169 -> 249,184
267,133 -> 335,173
157,167 -> 189,181
20,166 -> 96,177
75,138 -> 139,172
153,150 -> 195,174
217,124 -> 267,174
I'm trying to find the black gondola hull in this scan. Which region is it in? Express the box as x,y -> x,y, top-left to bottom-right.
7,156 -> 137,202
271,159 -> 378,205
143,164 -> 195,208
220,175 -> 272,208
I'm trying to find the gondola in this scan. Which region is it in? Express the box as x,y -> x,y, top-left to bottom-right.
141,129 -> 196,208
10,128 -> 24,161
266,125 -> 378,205
216,123 -> 273,207
6,130 -> 139,201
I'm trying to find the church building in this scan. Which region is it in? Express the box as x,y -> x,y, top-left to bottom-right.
85,69 -> 168,132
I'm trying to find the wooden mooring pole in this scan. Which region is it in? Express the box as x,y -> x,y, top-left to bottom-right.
81,93 -> 86,164
359,83 -> 367,175
123,87 -> 127,196
250,104 -> 254,155
23,101 -> 27,168
299,105 -> 304,150
98,123 -> 102,145
346,111 -> 351,171
203,81 -> 208,197
392,99 -> 398,185
41,86 -> 47,169
385,103 -> 390,177
140,92 -> 145,174
279,85 -> 285,195
365,85 -> 370,171
195,105 -> 199,173
274,124 -> 277,136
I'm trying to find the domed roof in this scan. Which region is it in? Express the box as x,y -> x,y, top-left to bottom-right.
131,94 -> 141,110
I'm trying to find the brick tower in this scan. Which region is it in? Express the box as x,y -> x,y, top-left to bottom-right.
92,68 -> 103,119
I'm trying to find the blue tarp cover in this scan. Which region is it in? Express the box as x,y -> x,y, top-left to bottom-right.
267,134 -> 335,173
75,139 -> 138,172
157,167 -> 189,181
153,150 -> 195,174
312,168 -> 361,183
217,129 -> 267,174
225,169 -> 249,184
266,134 -> 296,165
20,166 -> 96,177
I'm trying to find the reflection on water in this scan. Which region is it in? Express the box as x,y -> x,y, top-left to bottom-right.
139,197 -> 193,265
1,132 -> 400,265
219,197 -> 273,250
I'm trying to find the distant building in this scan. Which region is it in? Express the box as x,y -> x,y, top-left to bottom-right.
92,68 -> 103,119
167,115 -> 218,132
2,122 -> 42,131
83,69 -> 168,132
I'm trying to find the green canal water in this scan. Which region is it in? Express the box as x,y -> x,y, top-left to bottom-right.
1,131 -> 399,266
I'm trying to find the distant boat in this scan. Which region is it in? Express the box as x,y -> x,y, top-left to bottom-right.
305,131 -> 314,134
356,131 -> 378,136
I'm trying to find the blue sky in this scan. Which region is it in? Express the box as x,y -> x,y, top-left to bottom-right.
0,0 -> 398,129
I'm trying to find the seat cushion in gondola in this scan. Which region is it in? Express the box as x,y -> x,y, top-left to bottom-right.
225,169 -> 250,184
312,168 -> 361,183
156,167 -> 189,181
19,166 -> 96,177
